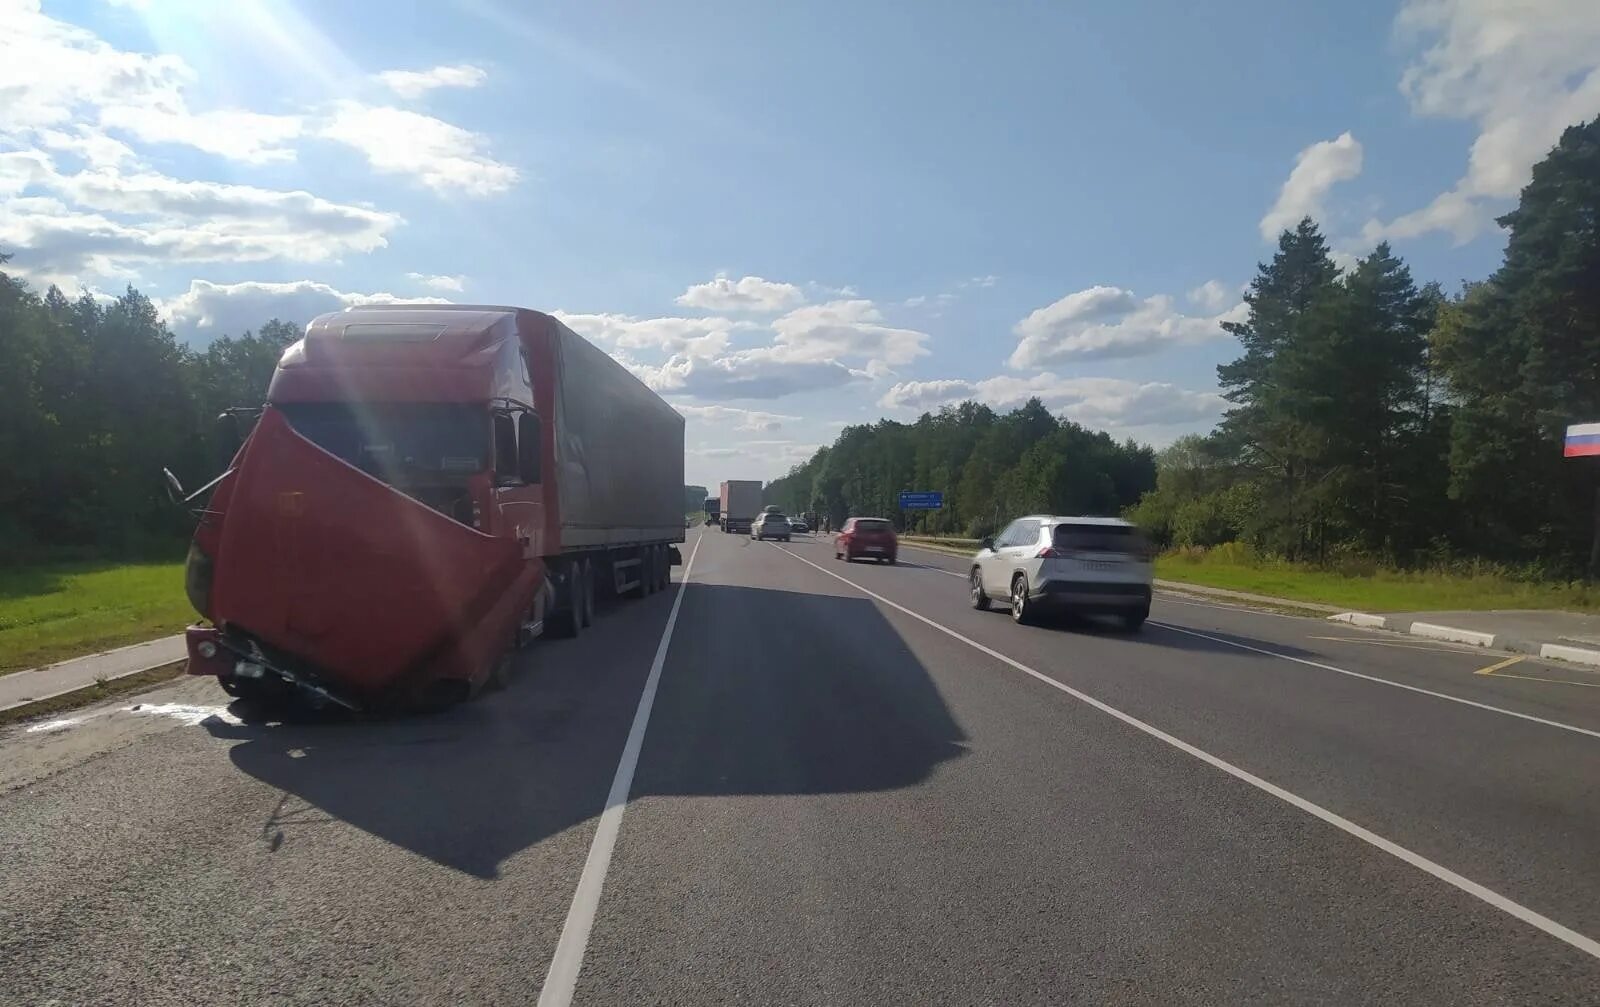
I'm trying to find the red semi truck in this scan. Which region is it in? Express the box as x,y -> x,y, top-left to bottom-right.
178,304 -> 685,712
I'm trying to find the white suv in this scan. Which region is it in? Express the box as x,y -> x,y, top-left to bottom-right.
751,512 -> 792,542
970,516 -> 1152,630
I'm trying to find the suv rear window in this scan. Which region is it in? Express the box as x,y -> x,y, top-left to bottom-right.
855,519 -> 893,534
1053,523 -> 1147,553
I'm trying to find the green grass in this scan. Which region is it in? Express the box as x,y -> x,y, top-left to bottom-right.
905,535 -> 1600,613
0,560 -> 192,674
1155,545 -> 1600,614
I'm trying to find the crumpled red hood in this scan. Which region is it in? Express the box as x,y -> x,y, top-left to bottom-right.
211,408 -> 524,697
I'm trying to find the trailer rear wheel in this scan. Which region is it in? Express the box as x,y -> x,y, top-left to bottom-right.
630,549 -> 652,599
656,545 -> 671,591
578,559 -> 596,628
548,564 -> 583,638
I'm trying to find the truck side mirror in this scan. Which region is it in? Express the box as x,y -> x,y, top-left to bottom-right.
517,413 -> 541,484
215,412 -> 242,467
493,413 -> 518,483
162,467 -> 186,505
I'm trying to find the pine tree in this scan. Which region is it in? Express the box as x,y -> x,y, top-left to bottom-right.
1216,217 -> 1342,559
1433,115 -> 1600,572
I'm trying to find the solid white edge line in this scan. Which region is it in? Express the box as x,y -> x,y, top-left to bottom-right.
1147,621 -> 1600,742
536,532 -> 704,1007
770,542 -> 1600,963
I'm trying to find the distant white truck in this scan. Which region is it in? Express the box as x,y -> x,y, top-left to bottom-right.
719,480 -> 762,534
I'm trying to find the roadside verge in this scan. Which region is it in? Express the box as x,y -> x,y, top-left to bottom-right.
1,634 -> 187,716
1328,611 -> 1600,669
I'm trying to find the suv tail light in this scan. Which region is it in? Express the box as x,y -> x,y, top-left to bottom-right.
1036,546 -> 1059,558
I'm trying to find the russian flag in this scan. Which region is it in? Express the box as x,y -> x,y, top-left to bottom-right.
1566,422 -> 1600,458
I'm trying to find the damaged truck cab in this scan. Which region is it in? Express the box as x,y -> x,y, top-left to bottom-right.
182,305 -> 685,712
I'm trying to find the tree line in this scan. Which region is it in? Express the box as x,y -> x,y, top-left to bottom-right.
0,261 -> 299,561
764,400 -> 1157,536
768,116 -> 1600,577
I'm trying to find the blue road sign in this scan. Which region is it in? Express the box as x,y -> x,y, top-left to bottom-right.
898,491 -> 944,510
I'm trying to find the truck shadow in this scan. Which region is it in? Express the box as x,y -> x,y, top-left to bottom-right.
207,583 -> 968,879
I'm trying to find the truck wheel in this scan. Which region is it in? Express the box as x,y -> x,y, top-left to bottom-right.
657,546 -> 671,591
548,565 -> 582,638
578,560 -> 596,628
632,549 -> 652,599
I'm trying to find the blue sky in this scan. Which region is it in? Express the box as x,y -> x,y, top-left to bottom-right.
4,0 -> 1599,488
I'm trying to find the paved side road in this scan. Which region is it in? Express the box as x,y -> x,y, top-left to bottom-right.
3,529 -> 1599,1004
0,635 -> 186,713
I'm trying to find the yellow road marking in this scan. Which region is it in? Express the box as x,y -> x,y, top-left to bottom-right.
1475,655 -> 1526,676
1488,671 -> 1600,689
1306,635 -> 1471,655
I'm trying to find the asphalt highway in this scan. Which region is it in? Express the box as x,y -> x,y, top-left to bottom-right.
4,527 -> 1600,1005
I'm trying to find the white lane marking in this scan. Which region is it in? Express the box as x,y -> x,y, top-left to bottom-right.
899,560 -> 967,579
1149,622 -> 1600,742
537,532 -> 704,1007
771,543 -> 1600,963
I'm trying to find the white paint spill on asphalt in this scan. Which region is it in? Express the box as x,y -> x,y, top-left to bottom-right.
126,703 -> 240,726
25,716 -> 88,734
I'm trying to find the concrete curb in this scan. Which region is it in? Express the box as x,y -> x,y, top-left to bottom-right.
1326,612 -> 1600,669
0,635 -> 187,715
1328,612 -> 1387,629
1408,622 -> 1497,648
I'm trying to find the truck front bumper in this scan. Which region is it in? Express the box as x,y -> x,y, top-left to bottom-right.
185,625 -> 231,677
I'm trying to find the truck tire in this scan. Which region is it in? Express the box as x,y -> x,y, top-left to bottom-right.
578,560 -> 595,628
656,546 -> 671,591
631,549 -> 652,599
548,564 -> 582,639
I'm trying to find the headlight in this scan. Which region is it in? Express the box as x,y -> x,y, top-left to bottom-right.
184,542 -> 214,620
197,640 -> 218,659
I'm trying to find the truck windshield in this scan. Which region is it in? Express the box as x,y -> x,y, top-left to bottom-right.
277,402 -> 490,483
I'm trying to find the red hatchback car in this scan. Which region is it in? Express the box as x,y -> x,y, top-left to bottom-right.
835,517 -> 898,563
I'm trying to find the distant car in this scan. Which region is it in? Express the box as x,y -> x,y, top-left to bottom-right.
751,512 -> 791,542
789,516 -> 809,533
835,517 -> 897,563
970,515 -> 1152,630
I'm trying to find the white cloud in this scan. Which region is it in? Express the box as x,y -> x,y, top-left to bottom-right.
1259,132 -> 1363,240
1009,285 -> 1243,367
0,1 -> 302,164
675,273 -> 804,312
0,152 -> 400,280
637,347 -> 859,400
674,404 -> 800,432
375,64 -> 488,99
406,271 -> 465,292
1366,0 -> 1600,244
770,299 -> 930,367
1186,279 -> 1231,312
688,440 -> 821,465
319,102 -> 517,196
875,379 -> 978,411
158,279 -> 447,340
903,295 -> 927,308
963,274 -> 998,288
36,128 -> 136,169
552,311 -> 738,358
879,374 -> 1227,440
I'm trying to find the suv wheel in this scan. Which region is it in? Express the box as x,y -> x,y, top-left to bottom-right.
1010,574 -> 1034,625
970,569 -> 990,610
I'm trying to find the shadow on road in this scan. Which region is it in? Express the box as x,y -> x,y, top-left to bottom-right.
206,583 -> 967,879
